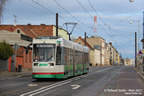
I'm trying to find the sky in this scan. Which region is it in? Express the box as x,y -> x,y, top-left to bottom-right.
1,0 -> 144,59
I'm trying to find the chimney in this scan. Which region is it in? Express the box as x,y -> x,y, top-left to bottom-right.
27,23 -> 31,26
41,23 -> 45,26
109,42 -> 112,45
91,36 -> 95,38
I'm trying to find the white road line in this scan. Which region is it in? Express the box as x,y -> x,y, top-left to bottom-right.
28,84 -> 38,87
20,80 -> 71,96
0,78 -> 5,80
20,67 -> 114,96
71,84 -> 81,89
29,81 -> 71,96
75,78 -> 80,80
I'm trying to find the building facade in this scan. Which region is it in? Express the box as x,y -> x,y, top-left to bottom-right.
0,24 -> 69,71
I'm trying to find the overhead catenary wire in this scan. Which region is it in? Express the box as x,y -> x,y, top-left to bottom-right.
76,0 -> 93,20
19,0 -> 68,22
88,0 -> 108,26
32,0 -> 68,22
76,0 -> 112,37
54,0 -> 92,28
19,0 -> 93,37
19,0 -> 129,58
111,6 -> 144,26
19,0 -> 51,14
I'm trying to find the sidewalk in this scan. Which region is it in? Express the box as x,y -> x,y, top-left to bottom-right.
0,71 -> 32,78
133,67 -> 144,81
95,66 -> 144,96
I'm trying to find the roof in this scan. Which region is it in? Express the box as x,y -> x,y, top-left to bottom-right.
74,37 -> 92,49
0,30 -> 31,47
0,24 -> 54,38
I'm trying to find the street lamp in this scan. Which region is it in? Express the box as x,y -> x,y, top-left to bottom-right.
129,32 -> 138,68
129,20 -> 140,52
129,0 -> 134,2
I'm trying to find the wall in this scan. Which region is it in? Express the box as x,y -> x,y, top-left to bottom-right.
53,26 -> 69,40
16,57 -> 23,68
94,49 -> 100,65
90,50 -> 94,65
8,57 -> 11,72
0,59 -> 8,71
13,28 -> 26,35
23,49 -> 32,69
90,49 -> 100,66
100,39 -> 105,65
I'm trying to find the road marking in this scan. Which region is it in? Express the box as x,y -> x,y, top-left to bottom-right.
75,78 -> 80,80
29,81 -> 71,96
9,78 -> 14,79
20,67 -> 114,96
20,80 -> 71,96
28,84 -> 38,87
0,78 -> 5,80
71,84 -> 81,89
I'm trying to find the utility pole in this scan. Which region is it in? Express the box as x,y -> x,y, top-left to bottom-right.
85,32 -> 86,46
135,32 -> 137,68
56,13 -> 58,37
110,47 -> 111,65
100,42 -> 102,66
113,49 -> 114,65
143,12 -> 144,71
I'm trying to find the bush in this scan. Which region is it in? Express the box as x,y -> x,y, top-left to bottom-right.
0,40 -> 13,60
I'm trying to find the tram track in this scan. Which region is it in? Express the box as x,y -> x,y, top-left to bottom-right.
0,66 -> 119,96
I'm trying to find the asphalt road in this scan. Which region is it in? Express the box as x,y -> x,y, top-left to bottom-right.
0,66 -> 143,96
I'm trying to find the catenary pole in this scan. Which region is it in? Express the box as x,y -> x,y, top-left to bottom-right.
56,13 -> 58,37
135,32 -> 137,68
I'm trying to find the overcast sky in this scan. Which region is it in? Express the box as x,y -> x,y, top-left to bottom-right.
2,0 -> 144,59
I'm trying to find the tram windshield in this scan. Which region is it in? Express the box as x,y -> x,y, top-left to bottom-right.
33,44 -> 55,62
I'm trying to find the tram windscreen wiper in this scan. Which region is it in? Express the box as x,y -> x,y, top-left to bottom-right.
46,56 -> 53,61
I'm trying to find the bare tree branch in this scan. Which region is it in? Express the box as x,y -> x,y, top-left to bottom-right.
0,0 -> 9,24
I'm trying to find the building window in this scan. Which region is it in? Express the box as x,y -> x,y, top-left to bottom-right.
17,30 -> 20,33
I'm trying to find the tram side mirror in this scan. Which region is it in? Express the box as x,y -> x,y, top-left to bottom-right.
57,46 -> 61,54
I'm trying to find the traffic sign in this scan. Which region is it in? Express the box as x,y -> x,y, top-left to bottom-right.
13,43 -> 20,51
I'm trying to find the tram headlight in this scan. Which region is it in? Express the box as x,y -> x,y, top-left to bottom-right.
34,63 -> 38,66
50,63 -> 54,66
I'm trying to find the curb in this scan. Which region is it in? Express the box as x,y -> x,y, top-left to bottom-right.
133,67 -> 144,81
0,73 -> 32,78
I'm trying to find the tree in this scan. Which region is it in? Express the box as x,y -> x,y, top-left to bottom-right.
0,0 -> 9,24
0,40 -> 13,60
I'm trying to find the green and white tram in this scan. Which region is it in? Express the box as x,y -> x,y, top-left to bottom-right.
32,37 -> 89,79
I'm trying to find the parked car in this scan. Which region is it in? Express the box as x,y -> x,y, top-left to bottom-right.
114,62 -> 118,66
120,63 -> 123,66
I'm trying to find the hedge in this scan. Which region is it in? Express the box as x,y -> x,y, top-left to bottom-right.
0,40 -> 13,60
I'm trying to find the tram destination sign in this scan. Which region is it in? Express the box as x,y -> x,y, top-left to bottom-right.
37,44 -> 53,47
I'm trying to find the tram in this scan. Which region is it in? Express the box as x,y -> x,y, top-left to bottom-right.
30,36 -> 89,79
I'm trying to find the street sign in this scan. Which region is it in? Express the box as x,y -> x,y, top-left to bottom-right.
13,43 -> 20,51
